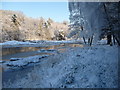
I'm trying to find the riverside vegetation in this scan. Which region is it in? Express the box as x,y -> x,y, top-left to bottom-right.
1,10 -> 69,42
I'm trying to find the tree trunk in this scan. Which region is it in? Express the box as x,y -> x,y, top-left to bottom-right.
83,37 -> 86,44
90,36 -> 93,46
107,34 -> 112,45
88,38 -> 90,45
113,35 -> 116,45
113,34 -> 120,46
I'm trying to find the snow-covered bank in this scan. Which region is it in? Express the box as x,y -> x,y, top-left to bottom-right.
0,40 -> 81,46
0,40 -> 83,48
1,55 -> 50,72
1,48 -> 60,70
4,55 -> 49,67
0,40 -> 36,45
3,45 -> 118,88
1,40 -> 109,48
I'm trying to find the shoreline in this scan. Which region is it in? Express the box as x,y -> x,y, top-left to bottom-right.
2,45 -> 118,88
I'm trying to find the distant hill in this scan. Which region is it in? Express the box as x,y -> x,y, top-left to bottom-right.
0,10 -> 69,42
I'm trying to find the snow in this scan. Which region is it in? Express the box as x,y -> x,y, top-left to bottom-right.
2,45 -> 118,88
41,40 -> 83,45
10,58 -> 22,61
0,60 -> 5,63
97,39 -> 107,44
0,40 -> 83,46
0,40 -> 36,45
38,49 -> 58,53
3,55 -> 49,67
0,40 -> 107,48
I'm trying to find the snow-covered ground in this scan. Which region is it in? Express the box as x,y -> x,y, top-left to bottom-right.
0,40 -> 107,45
0,40 -> 36,45
2,55 -> 49,68
0,40 -> 82,46
2,44 -> 119,88
0,40 -> 108,49
0,40 -> 84,49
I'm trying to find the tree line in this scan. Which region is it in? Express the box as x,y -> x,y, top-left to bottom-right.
1,10 -> 68,42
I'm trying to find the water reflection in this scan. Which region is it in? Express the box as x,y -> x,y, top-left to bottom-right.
2,43 -> 83,61
2,47 -> 47,56
2,45 -> 63,56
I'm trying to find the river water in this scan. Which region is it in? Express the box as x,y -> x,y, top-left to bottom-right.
1,43 -> 84,87
2,43 -> 83,61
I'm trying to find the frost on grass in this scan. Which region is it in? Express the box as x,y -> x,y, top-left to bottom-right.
3,45 -> 118,88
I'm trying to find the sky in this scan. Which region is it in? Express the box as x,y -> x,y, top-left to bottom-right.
1,2 -> 70,22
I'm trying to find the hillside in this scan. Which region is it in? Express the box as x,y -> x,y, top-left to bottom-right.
0,10 -> 69,42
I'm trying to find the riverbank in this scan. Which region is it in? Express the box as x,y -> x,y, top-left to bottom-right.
2,45 -> 119,88
0,40 -> 83,48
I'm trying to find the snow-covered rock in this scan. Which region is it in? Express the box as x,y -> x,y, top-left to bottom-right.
10,58 -> 22,61
4,55 -> 49,67
0,60 -> 5,63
